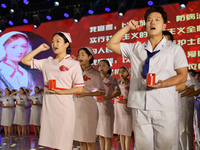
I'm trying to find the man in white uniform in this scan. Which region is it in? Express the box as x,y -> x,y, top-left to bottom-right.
106,6 -> 188,150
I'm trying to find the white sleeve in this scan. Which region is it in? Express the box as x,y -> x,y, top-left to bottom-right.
174,45 -> 188,69
31,58 -> 47,71
71,61 -> 84,87
113,78 -> 120,92
94,72 -> 105,92
120,42 -> 140,59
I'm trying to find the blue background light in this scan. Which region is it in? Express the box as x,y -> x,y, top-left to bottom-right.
105,7 -> 111,12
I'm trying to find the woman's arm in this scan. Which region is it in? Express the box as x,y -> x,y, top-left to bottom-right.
0,92 -> 3,97
76,91 -> 105,97
46,86 -> 84,95
2,106 -> 15,108
98,91 -> 121,103
180,85 -> 194,97
187,89 -> 200,97
26,90 -> 32,98
16,104 -> 27,107
10,91 -> 19,97
21,43 -> 50,66
32,103 -> 42,106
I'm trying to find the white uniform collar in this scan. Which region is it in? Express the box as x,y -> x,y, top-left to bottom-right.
144,36 -> 167,53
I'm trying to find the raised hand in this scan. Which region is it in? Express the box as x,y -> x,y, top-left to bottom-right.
127,20 -> 140,30
38,43 -> 50,51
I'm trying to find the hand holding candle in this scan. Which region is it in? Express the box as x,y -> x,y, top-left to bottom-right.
49,79 -> 56,90
146,73 -> 155,86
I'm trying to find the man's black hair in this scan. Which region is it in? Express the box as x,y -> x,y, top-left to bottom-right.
144,5 -> 167,23
162,30 -> 174,42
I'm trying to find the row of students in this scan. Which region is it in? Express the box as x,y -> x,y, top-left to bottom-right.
20,30 -> 133,150
0,86 -> 43,140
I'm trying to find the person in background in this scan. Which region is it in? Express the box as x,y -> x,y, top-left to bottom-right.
29,86 -> 42,141
73,47 -> 105,150
12,87 -> 28,140
97,59 -> 121,150
114,66 -> 132,150
0,88 -> 15,140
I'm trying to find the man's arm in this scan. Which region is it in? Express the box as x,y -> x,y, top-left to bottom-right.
149,67 -> 188,89
106,20 -> 139,56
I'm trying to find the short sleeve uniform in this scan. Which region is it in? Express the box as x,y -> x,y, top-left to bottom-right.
29,94 -> 43,126
96,75 -> 120,138
114,79 -> 132,136
31,55 -> 84,150
120,37 -> 188,112
24,98 -> 31,125
1,96 -> 14,126
13,95 -> 27,125
74,66 -> 105,142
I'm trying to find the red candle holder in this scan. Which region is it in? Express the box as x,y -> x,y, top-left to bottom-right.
118,95 -> 123,102
96,96 -> 102,101
49,79 -> 56,90
146,73 -> 155,86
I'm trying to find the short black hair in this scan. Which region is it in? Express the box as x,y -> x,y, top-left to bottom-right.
5,88 -> 11,95
162,30 -> 174,42
11,89 -> 17,96
20,87 -> 26,94
78,47 -> 94,64
99,59 -> 112,75
144,5 -> 167,23
188,69 -> 196,76
52,32 -> 71,54
119,66 -> 130,77
35,86 -> 40,90
40,88 -> 44,93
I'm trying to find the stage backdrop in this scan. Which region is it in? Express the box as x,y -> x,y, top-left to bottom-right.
0,0 -> 200,90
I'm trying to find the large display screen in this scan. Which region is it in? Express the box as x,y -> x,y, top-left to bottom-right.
0,0 -> 199,91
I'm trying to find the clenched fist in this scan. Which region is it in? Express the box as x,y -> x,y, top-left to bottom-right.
38,43 -> 50,51
126,20 -> 140,30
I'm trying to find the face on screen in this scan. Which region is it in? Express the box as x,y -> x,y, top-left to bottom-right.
4,37 -> 28,62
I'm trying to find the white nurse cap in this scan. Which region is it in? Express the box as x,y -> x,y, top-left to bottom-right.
121,66 -> 131,74
82,47 -> 94,55
58,32 -> 72,43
